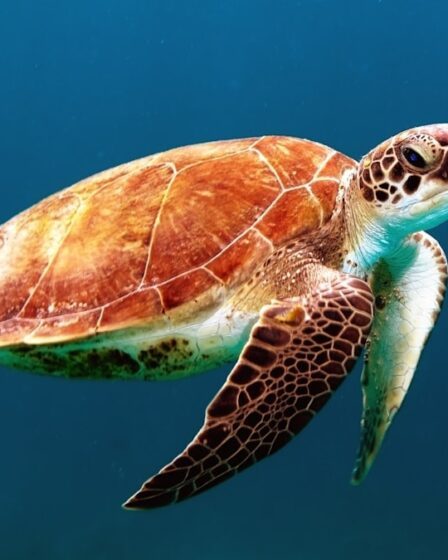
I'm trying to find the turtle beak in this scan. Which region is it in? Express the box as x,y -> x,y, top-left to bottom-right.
403,124 -> 448,229
429,124 -> 448,149
429,125 -> 448,182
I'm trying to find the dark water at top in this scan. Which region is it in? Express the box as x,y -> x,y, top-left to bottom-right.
1,1 -> 448,558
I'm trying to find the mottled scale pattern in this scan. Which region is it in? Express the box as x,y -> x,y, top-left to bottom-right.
0,136 -> 355,347
124,273 -> 373,509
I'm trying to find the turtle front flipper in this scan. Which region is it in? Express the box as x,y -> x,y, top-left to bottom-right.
352,232 -> 448,484
123,270 -> 373,509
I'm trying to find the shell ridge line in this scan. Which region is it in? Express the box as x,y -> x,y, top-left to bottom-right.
201,267 -> 226,285
78,162 -> 161,204
249,146 -> 286,191
21,319 -> 44,343
16,194 -> 84,319
312,176 -> 342,183
304,185 -> 324,225
10,226 -> 273,326
153,142 -> 255,177
251,227 -> 275,251
138,143 -> 260,290
248,136 -> 266,150
152,207 -> 282,290
140,146 -> 289,290
17,161 -> 176,324
152,286 -> 166,315
315,150 -> 337,178
95,307 -> 105,333
21,285 -> 161,325
66,153 -> 157,197
7,138 -> 344,327
137,162 -> 177,290
285,176 -> 341,194
306,150 -> 339,226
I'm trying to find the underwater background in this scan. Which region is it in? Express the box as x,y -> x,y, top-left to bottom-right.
1,0 -> 448,558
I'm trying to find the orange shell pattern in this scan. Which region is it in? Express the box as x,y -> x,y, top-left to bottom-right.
0,136 -> 355,346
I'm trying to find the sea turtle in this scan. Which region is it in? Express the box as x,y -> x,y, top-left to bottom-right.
1,125 -> 448,509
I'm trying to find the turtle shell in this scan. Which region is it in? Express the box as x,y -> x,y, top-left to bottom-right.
0,136 -> 355,347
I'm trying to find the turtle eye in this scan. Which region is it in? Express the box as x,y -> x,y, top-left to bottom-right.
401,147 -> 426,169
398,134 -> 442,172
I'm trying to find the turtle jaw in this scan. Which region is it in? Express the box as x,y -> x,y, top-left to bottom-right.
368,188 -> 448,256
404,189 -> 448,231
344,169 -> 448,276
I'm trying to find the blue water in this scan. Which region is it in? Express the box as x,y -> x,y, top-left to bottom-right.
1,1 -> 448,558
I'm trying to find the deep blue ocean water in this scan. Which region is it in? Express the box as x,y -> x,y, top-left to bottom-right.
1,1 -> 448,558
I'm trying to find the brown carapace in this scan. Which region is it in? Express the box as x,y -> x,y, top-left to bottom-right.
0,136 -> 354,348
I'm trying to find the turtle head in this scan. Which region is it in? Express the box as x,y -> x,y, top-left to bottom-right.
356,124 -> 448,232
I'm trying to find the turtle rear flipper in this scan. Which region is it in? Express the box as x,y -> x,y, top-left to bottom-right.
124,270 -> 373,509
